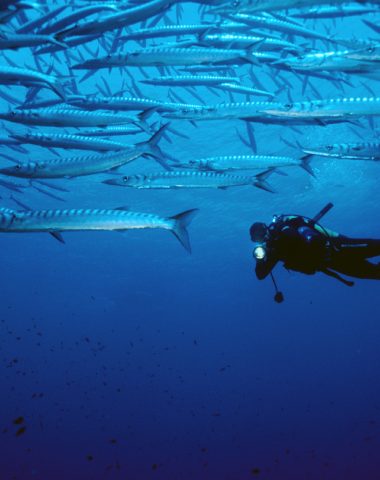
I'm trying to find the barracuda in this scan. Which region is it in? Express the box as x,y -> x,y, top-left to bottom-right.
60,0 -> 176,37
0,65 -> 66,100
293,4 -> 380,18
118,21 -> 249,41
141,75 -> 240,87
0,206 -> 198,253
35,34 -> 99,55
176,154 -> 304,171
103,169 -> 275,192
163,100 -> 284,121
0,108 -> 144,129
119,23 -> 220,41
72,45 -> 261,69
0,32 -> 66,50
260,96 -> 380,120
212,0 -> 371,14
275,48 -> 380,74
200,32 -> 301,53
67,94 -> 198,113
39,4 -> 118,35
0,125 -> 169,178
75,126 -> 143,137
302,142 -> 380,160
228,12 -> 336,42
214,83 -> 275,98
163,100 -> 349,125
9,132 -> 129,152
16,5 -> 67,33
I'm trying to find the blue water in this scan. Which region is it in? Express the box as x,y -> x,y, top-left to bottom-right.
1,2 -> 380,479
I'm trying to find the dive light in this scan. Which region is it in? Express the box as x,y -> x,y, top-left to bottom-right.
253,245 -> 266,260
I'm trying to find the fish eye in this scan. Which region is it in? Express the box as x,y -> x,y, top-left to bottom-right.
284,103 -> 293,110
10,111 -> 15,117
123,176 -> 129,182
326,145 -> 333,151
15,164 -> 21,169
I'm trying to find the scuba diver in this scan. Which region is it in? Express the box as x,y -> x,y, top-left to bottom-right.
250,203 -> 380,303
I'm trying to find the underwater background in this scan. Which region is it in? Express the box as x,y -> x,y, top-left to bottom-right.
1,1 -> 380,479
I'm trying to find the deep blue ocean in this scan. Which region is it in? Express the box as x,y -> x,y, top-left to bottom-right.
1,2 -> 380,479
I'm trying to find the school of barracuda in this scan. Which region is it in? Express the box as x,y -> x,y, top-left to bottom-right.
0,0 -> 379,252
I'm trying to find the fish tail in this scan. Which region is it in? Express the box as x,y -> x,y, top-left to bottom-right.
51,34 -> 68,49
138,123 -> 172,169
137,106 -> 158,133
51,79 -> 67,101
300,154 -> 315,177
254,168 -> 276,193
170,208 -> 199,253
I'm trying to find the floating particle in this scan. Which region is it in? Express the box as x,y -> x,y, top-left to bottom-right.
152,464 -> 158,471
15,427 -> 26,436
86,455 -> 94,461
251,467 -> 260,476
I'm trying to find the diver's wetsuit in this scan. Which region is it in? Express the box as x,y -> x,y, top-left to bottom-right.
254,215 -> 380,285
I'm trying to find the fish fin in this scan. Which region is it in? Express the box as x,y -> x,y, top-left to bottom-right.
254,168 -> 276,193
137,123 -> 172,169
301,155 -> 315,177
49,231 -> 65,243
114,205 -> 130,211
170,208 -> 199,254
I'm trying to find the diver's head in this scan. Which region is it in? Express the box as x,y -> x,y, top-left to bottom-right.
249,222 -> 268,242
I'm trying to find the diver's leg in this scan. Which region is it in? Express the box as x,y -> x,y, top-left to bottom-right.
328,257 -> 380,280
321,268 -> 354,286
336,237 -> 380,259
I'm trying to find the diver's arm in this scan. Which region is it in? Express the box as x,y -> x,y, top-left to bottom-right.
320,268 -> 354,287
255,257 -> 279,280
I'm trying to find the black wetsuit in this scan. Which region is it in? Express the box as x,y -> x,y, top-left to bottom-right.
255,215 -> 380,285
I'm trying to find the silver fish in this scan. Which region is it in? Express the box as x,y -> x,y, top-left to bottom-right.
0,206 -> 198,253
103,169 -> 275,192
228,12 -> 336,42
177,154 -> 303,171
0,108 -> 143,128
293,4 -> 380,18
0,31 -> 67,50
39,4 -> 119,35
141,75 -> 240,87
60,0 -> 176,37
72,45 -> 261,69
274,48 -> 380,75
9,132 -> 129,152
212,0 -> 370,14
0,125 -> 169,178
75,126 -> 143,137
0,65 -> 66,100
260,96 -> 380,120
302,142 -> 380,160
199,32 -> 301,53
